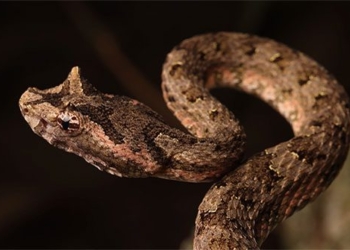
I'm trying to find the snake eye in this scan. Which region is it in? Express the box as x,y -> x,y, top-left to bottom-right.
57,110 -> 80,132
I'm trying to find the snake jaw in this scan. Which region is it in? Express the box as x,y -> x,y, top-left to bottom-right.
19,88 -> 58,139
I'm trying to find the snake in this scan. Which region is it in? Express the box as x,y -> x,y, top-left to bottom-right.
19,32 -> 350,249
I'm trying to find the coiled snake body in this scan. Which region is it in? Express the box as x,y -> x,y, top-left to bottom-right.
19,32 -> 350,249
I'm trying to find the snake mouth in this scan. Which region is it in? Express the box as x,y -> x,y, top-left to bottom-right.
19,101 -> 41,133
19,88 -> 60,139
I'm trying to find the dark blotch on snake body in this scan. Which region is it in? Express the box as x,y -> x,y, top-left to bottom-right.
76,104 -> 124,145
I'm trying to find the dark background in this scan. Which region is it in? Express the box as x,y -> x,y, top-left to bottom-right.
1,1 -> 350,249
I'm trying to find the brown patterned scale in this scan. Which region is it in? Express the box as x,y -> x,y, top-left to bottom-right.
19,32 -> 350,249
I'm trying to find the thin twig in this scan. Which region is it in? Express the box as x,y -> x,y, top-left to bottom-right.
61,2 -> 179,125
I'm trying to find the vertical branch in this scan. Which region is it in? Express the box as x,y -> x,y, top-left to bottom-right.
60,2 -> 179,125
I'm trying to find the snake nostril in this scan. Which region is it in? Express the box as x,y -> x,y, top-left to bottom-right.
167,95 -> 176,102
169,63 -> 183,77
22,107 -> 29,114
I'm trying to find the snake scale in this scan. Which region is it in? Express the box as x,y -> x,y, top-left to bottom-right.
19,32 -> 350,249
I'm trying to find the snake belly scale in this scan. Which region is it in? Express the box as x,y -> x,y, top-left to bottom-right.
19,32 -> 350,249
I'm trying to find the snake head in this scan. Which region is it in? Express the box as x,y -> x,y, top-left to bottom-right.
19,67 -> 92,142
18,67 -> 178,178
18,67 -> 122,176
